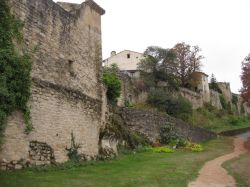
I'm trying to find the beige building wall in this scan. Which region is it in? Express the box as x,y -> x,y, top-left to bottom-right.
103,50 -> 144,71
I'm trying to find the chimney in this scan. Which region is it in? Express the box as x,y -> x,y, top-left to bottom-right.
111,51 -> 116,57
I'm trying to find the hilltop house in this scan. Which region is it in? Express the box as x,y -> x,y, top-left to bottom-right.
103,50 -> 144,78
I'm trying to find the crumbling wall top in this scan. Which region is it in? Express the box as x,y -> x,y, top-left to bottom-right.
57,0 -> 105,15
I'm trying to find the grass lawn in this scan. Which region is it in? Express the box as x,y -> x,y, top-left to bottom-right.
191,108 -> 250,133
223,139 -> 250,187
0,137 -> 233,187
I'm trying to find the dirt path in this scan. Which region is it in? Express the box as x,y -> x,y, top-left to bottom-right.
188,135 -> 249,187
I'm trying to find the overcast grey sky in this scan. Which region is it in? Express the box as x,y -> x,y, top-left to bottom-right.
56,0 -> 250,93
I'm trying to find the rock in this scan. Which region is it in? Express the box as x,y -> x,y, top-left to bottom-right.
15,164 -> 22,170
35,161 -> 45,166
1,158 -> 7,163
11,160 -> 17,164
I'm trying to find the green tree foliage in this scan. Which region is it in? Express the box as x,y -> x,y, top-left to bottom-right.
172,43 -> 203,88
0,0 -> 32,136
147,89 -> 192,121
240,53 -> 250,102
209,74 -> 222,93
138,46 -> 180,92
138,43 -> 203,91
103,64 -> 121,103
232,94 -> 239,106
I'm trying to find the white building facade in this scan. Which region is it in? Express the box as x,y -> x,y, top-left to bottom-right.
103,50 -> 144,78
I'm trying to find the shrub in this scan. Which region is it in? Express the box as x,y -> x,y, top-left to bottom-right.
144,146 -> 174,153
147,89 -> 192,121
159,123 -> 186,148
103,64 -> 121,103
186,143 -> 204,152
228,116 -> 240,126
232,94 -> 239,106
220,95 -> 227,110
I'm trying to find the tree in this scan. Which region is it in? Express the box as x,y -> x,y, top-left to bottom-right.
103,64 -> 121,103
240,54 -> 250,102
209,74 -> 222,93
138,46 -> 180,92
171,43 -> 203,87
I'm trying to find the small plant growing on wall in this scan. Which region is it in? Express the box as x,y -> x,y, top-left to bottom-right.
66,132 -> 81,161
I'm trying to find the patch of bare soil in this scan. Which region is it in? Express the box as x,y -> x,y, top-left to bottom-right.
188,137 -> 248,187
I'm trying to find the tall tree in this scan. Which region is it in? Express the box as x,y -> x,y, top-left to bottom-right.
171,43 -> 203,87
138,46 -> 180,92
209,73 -> 222,93
240,54 -> 250,102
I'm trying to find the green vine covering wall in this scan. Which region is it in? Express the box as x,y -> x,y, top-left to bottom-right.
0,0 -> 32,140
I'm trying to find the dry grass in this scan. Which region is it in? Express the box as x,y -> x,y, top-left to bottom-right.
224,139 -> 250,187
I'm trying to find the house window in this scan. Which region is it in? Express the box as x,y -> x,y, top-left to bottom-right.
127,53 -> 130,59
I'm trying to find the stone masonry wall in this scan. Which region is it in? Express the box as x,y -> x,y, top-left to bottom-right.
0,0 -> 105,170
179,88 -> 203,109
218,82 -> 232,105
210,90 -> 222,110
10,0 -> 104,100
121,108 -> 216,143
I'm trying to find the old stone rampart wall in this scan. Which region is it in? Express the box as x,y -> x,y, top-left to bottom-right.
179,88 -> 203,109
0,0 -> 106,170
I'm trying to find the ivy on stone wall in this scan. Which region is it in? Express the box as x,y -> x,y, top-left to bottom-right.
0,0 -> 32,139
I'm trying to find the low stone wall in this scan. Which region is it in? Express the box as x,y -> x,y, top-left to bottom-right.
121,108 -> 216,143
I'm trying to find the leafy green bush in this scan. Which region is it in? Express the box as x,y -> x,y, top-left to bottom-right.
232,94 -> 239,106
186,143 -> 204,152
159,123 -> 186,148
103,64 -> 121,103
144,146 -> 174,153
0,0 -> 32,137
124,100 -> 134,108
147,89 -> 192,121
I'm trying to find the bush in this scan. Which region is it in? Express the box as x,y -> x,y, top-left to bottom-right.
144,146 -> 174,153
186,143 -> 204,152
147,89 -> 192,121
103,64 -> 121,103
220,95 -> 227,110
159,123 -> 186,148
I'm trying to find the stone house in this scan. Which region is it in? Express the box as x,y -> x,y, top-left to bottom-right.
190,72 -> 210,103
103,50 -> 144,78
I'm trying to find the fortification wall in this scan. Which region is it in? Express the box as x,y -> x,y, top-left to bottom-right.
179,88 -> 203,109
218,82 -> 232,104
210,90 -> 222,109
10,0 -> 104,99
121,108 -> 216,143
117,73 -> 147,106
0,0 -> 105,170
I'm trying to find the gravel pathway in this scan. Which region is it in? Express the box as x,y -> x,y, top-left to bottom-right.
188,132 -> 250,187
